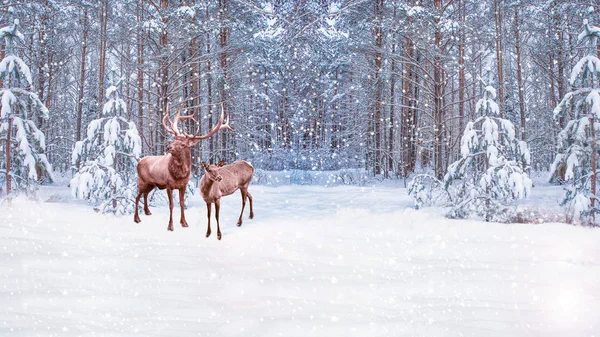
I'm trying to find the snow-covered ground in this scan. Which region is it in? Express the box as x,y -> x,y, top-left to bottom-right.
1,181 -> 599,336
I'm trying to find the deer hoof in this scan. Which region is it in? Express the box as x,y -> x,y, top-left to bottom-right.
217,233 -> 222,240
134,216 -> 141,223
167,225 -> 174,231
206,232 -> 211,238
236,220 -> 242,227
181,221 -> 189,228
144,210 -> 152,215
249,213 -> 254,219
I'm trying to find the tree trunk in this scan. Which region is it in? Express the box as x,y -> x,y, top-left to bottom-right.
388,8 -> 397,178
136,0 -> 145,153
514,7 -> 526,141
0,39 -> 6,193
373,0 -> 384,176
206,22 -> 214,161
458,0 -> 465,133
159,0 -> 169,150
76,7 -> 88,144
191,35 -> 201,175
219,0 -> 229,162
591,116 -> 597,224
402,35 -> 413,177
37,8 -> 48,128
553,1 -> 566,128
97,0 -> 108,117
549,55 -> 557,109
5,116 -> 11,196
433,0 -> 444,178
494,0 -> 504,117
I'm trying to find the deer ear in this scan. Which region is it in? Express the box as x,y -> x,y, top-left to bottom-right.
217,160 -> 225,167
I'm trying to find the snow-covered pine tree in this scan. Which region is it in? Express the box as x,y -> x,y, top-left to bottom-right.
0,11 -> 53,197
443,85 -> 532,221
549,16 -> 600,224
70,77 -> 142,214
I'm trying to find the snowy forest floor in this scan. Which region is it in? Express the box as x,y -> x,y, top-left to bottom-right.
1,176 -> 600,336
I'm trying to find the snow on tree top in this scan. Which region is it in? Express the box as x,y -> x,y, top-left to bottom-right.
579,19 -> 600,42
485,86 -> 497,99
255,15 -> 284,39
407,6 -> 424,17
105,85 -> 117,99
569,56 -> 600,86
176,6 -> 195,18
0,19 -> 25,42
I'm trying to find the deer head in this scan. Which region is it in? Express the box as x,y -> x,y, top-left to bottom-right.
162,103 -> 232,156
202,160 -> 226,182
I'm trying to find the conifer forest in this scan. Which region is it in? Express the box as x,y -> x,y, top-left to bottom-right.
3,1 -> 600,335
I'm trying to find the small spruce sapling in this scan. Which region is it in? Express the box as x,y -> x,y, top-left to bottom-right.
443,85 -> 532,221
70,77 -> 142,214
0,10 -> 53,197
549,15 -> 600,224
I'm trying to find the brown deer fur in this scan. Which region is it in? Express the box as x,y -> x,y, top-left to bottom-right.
200,160 -> 254,240
133,104 -> 231,230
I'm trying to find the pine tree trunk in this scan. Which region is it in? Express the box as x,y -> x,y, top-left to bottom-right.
514,8 -> 526,141
5,117 -> 11,196
386,6 -> 398,177
549,59 -> 557,109
411,52 -> 420,174
97,0 -> 108,118
76,7 -> 88,145
37,10 -> 47,128
373,0 -> 384,176
154,84 -> 161,154
136,0 -> 145,153
494,0 -> 504,118
206,21 -> 214,161
159,0 -> 169,151
553,1 -> 566,128
389,64 -> 395,178
458,0 -> 465,134
1,43 -> 9,195
46,53 -> 54,111
591,116 -> 597,224
434,0 -> 444,178
124,43 -> 131,119
190,34 -> 201,175
219,0 -> 229,162
402,36 -> 413,178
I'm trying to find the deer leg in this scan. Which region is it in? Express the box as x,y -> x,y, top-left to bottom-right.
143,192 -> 151,215
215,199 -> 222,240
237,189 -> 247,227
247,191 -> 254,219
205,202 -> 212,238
134,191 -> 142,223
167,188 -> 174,231
179,188 -> 188,227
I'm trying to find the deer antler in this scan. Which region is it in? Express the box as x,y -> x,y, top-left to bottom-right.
162,104 -> 180,136
163,104 -> 197,137
172,105 -> 196,136
186,102 -> 233,140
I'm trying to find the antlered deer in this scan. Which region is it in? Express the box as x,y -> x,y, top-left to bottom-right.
133,104 -> 231,231
200,160 -> 254,240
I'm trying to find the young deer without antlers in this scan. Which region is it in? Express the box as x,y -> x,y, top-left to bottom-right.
200,160 -> 254,240
133,104 -> 232,231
